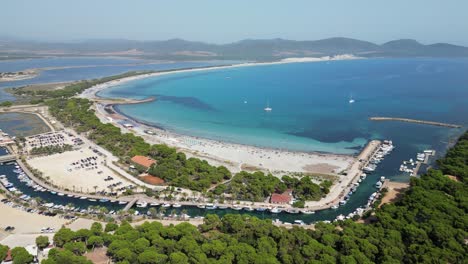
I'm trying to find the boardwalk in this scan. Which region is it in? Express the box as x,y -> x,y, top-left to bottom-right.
369,117 -> 462,128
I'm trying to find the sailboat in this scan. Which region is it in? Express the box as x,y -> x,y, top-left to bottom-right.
264,101 -> 272,112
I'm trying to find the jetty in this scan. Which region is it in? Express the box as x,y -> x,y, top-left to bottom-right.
0,155 -> 16,163
369,117 -> 462,128
123,197 -> 139,211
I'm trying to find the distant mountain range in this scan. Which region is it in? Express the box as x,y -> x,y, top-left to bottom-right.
1,37 -> 468,61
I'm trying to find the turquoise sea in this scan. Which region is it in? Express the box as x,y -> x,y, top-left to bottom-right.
100,58 -> 467,157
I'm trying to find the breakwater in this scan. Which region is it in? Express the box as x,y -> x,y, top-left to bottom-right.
369,117 -> 462,128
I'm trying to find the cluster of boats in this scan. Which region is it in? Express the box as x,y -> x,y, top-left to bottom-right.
399,150 -> 433,176
363,140 -> 394,173
136,201 -> 316,215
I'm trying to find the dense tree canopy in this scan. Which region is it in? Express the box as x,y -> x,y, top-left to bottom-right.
0,131 -> 466,263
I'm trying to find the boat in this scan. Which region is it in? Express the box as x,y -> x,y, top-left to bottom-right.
89,199 -> 97,202
50,191 -> 57,195
118,201 -> 127,205
286,209 -> 300,214
57,193 -> 65,196
300,210 -> 315,215
99,199 -> 109,203
197,204 -> 206,209
269,207 -> 282,213
232,205 -> 242,211
161,203 -> 171,208
172,203 -> 182,208
243,206 -> 254,212
331,205 -> 339,210
380,176 -> 385,182
375,181 -> 383,189
339,200 -> 347,206
205,203 -> 217,210
349,95 -> 355,104
264,101 -> 272,112
255,207 -> 267,212
66,194 -> 74,198
218,205 -> 229,210
294,220 -> 305,225
136,201 -> 148,208
149,202 -> 160,207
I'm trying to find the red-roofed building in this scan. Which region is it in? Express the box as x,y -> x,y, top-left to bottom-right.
270,189 -> 293,204
131,155 -> 156,169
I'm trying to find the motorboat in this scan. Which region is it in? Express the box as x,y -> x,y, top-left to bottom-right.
269,207 -> 282,213
294,220 -> 305,225
375,181 -> 383,189
205,203 -> 217,210
300,210 -> 315,214
172,203 -> 182,208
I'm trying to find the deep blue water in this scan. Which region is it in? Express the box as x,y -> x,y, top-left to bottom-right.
0,57 -> 238,101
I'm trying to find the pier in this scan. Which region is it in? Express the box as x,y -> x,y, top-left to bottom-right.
369,117 -> 462,128
0,155 -> 16,163
123,197 -> 139,211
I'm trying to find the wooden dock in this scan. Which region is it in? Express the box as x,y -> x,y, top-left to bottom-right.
369,117 -> 462,128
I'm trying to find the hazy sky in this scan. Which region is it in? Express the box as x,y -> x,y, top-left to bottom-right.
2,0 -> 468,45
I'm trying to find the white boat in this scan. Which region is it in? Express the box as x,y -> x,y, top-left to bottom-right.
89,199 -> 97,202
339,200 -> 347,206
218,205 -> 229,210
172,203 -> 182,208
331,205 -> 339,210
256,207 -> 267,212
57,193 -> 65,196
150,202 -> 160,207
118,201 -> 128,205
294,220 -> 305,225
205,203 -> 217,210
66,194 -> 74,198
375,181 -> 383,189
161,203 -> 171,208
243,206 -> 254,212
136,201 -> 148,208
349,96 -> 355,104
197,204 -> 206,209
264,101 -> 272,112
232,205 -> 242,211
286,209 -> 300,214
270,207 -> 282,213
80,196 -> 88,200
300,210 -> 315,215
380,176 -> 385,182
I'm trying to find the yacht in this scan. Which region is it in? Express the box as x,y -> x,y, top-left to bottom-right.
197,204 -> 206,209
99,199 -> 109,203
218,205 -> 229,210
136,201 -> 148,208
300,210 -> 315,215
331,205 -> 339,210
255,207 -> 267,212
149,202 -> 160,207
375,181 -> 383,189
89,199 -> 97,202
161,203 -> 171,208
172,203 -> 182,208
380,176 -> 385,182
269,207 -> 282,213
286,209 -> 300,214
57,193 -> 65,196
67,194 -> 74,198
243,206 -> 254,212
232,205 -> 242,211
118,201 -> 128,205
264,101 -> 272,112
294,220 -> 306,225
205,203 -> 217,210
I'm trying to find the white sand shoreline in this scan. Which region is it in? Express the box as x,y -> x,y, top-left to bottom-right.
79,56 -> 361,178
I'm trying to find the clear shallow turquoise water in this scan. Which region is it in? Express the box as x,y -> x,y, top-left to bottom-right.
100,58 -> 468,156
